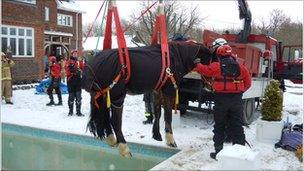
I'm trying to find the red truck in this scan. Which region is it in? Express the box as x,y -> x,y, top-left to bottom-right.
178,0 -> 302,124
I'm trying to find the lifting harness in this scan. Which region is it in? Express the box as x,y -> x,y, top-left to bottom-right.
151,3 -> 179,113
94,1 -> 179,112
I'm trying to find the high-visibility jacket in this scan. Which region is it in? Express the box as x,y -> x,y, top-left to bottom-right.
193,62 -> 252,93
1,59 -> 15,81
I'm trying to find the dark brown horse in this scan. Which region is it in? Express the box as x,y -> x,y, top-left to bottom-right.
82,42 -> 212,158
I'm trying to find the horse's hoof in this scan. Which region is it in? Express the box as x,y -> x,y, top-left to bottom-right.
105,134 -> 117,147
117,143 -> 132,158
153,133 -> 163,141
165,133 -> 177,148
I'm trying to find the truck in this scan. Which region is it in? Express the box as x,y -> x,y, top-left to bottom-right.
179,30 -> 275,125
274,43 -> 303,84
178,0 -> 283,125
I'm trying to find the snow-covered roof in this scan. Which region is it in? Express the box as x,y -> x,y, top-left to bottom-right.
83,35 -> 145,51
56,0 -> 85,14
44,30 -> 73,37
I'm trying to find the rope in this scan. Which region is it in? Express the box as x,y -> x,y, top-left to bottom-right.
95,0 -> 109,51
123,1 -> 158,33
83,0 -> 106,44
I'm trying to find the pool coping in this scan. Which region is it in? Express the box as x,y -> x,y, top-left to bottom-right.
2,122 -> 180,160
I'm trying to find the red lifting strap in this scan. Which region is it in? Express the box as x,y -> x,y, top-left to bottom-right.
103,3 -> 131,84
151,6 -> 170,91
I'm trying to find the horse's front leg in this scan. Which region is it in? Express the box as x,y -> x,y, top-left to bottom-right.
111,104 -> 132,158
152,91 -> 162,141
163,94 -> 177,147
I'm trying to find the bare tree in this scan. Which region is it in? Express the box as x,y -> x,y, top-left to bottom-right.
128,1 -> 203,45
83,18 -> 130,39
275,20 -> 302,45
251,9 -> 302,45
269,9 -> 289,35
83,22 -> 102,38
253,9 -> 290,36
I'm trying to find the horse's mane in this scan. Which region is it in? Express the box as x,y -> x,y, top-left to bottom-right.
168,41 -> 212,65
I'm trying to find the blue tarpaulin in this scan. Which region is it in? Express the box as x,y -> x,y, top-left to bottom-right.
35,78 -> 68,95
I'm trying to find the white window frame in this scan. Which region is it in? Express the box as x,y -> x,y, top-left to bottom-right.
57,14 -> 73,27
45,7 -> 50,21
0,25 -> 35,58
15,0 -> 36,5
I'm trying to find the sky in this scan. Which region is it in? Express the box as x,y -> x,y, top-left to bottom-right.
76,0 -> 303,30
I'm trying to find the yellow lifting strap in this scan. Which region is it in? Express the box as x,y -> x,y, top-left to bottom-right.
174,89 -> 179,114
106,90 -> 111,108
166,68 -> 179,114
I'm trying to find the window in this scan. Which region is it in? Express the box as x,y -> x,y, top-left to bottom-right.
0,25 -> 34,57
10,38 -> 16,55
18,29 -> 24,36
26,39 -> 33,56
57,14 -> 73,27
14,0 -> 36,4
45,7 -> 49,21
2,27 -> 8,35
2,38 -> 8,53
19,39 -> 25,55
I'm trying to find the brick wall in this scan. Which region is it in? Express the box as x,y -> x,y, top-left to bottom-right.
2,0 -> 83,83
2,0 -> 44,83
57,9 -> 82,51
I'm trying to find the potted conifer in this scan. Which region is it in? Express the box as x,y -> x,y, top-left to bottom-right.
256,79 -> 284,143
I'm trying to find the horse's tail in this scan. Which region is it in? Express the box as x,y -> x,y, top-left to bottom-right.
87,94 -> 111,140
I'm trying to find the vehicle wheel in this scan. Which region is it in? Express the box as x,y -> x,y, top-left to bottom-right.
242,98 -> 255,125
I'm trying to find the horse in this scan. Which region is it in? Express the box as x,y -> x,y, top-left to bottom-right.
82,42 -> 212,158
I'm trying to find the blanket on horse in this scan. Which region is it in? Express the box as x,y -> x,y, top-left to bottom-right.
83,43 -> 206,96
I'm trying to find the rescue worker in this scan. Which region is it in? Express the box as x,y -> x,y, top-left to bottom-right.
64,50 -> 84,116
193,44 -> 252,160
1,52 -> 15,104
46,56 -> 62,106
210,38 -> 233,143
143,92 -> 154,124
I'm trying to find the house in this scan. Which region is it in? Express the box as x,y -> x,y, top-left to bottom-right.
1,0 -> 84,83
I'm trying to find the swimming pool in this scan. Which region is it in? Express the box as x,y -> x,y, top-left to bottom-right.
2,123 -> 180,170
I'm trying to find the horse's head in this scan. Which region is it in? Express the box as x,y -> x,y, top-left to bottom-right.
170,42 -> 212,73
192,42 -> 213,66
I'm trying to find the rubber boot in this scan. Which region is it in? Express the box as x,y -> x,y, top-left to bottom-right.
46,94 -> 54,106
76,103 -> 84,116
210,146 -> 223,160
68,103 -> 73,116
55,93 -> 62,106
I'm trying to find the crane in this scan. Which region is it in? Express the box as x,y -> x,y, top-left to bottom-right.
237,0 -> 252,43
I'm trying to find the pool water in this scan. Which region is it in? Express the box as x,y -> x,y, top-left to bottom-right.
2,123 -> 179,170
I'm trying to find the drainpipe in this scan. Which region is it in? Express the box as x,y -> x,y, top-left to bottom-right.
76,12 -> 79,50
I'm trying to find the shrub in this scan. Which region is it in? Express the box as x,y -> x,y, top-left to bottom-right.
261,79 -> 283,121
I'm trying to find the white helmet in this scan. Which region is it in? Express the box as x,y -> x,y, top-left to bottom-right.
212,38 -> 227,49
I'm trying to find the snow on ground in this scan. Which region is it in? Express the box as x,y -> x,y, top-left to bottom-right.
1,82 -> 303,170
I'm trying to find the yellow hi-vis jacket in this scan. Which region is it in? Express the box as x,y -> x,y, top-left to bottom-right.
2,59 -> 15,81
